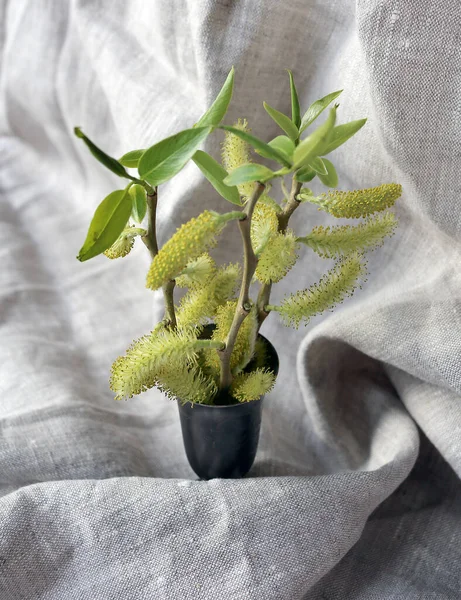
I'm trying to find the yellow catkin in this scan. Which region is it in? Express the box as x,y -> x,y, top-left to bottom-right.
251,203 -> 280,255
230,368 -> 276,403
221,118 -> 255,200
254,231 -> 298,284
204,301 -> 257,374
318,184 -> 402,218
303,212 -> 398,258
156,362 -> 217,405
175,254 -> 217,289
146,211 -> 224,290
109,325 -> 202,400
176,263 -> 240,328
104,226 -> 138,259
277,253 -> 367,328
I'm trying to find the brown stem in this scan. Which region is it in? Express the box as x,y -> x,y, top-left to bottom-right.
142,189 -> 177,329
216,182 -> 266,397
162,279 -> 177,329
142,191 -> 159,258
256,178 -> 302,328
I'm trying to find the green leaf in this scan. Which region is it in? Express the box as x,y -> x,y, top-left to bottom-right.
77,189 -> 132,262
293,106 -> 336,168
317,158 -> 338,188
119,149 -> 145,168
268,136 -> 295,159
263,102 -> 299,142
308,157 -> 328,175
295,166 -> 316,183
223,164 -> 275,186
287,70 -> 301,129
221,126 -> 292,168
138,127 -> 211,187
321,119 -> 367,155
192,150 -> 242,206
195,67 -> 235,129
299,90 -> 343,134
129,184 -> 147,223
74,128 -> 131,179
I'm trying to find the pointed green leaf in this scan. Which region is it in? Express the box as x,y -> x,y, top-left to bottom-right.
221,126 -> 292,167
299,90 -> 343,134
287,70 -> 301,128
192,150 -> 242,206
119,149 -> 145,168
293,106 -> 336,168
295,166 -> 317,183
268,136 -> 295,158
223,164 -> 275,186
77,189 -> 132,262
317,158 -> 338,188
322,119 -> 367,155
263,102 -> 299,142
130,184 -> 147,223
195,67 -> 235,129
74,128 -> 132,179
308,157 -> 328,175
138,127 -> 211,187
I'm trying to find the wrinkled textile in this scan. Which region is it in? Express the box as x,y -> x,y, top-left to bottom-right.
1,1 -> 460,598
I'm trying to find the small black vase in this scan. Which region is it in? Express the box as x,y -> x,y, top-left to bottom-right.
177,330 -> 279,480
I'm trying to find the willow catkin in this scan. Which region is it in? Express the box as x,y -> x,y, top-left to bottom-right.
104,226 -> 142,259
110,326 -> 202,400
230,368 -> 276,403
146,211 -> 225,291
254,231 -> 298,284
221,118 -> 255,200
275,252 -> 367,328
300,212 -> 398,258
318,184 -> 402,218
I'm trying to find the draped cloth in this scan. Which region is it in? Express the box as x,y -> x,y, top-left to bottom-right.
1,1 -> 460,598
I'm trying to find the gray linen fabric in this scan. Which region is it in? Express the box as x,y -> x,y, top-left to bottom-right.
1,0 -> 460,598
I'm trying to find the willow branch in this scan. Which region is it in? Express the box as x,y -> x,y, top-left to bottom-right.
256,177 -> 302,328
142,190 -> 159,257
142,189 -> 177,329
217,182 -> 266,396
161,280 -> 177,329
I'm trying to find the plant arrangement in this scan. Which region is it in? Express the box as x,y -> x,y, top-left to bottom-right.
74,68 -> 401,477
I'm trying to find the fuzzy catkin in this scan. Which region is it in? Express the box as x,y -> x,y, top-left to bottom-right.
175,263 -> 240,327
175,254 -> 217,289
157,362 -> 217,405
276,253 -> 367,328
110,325 -> 203,400
205,301 -> 257,374
221,118 -> 255,200
104,226 -> 138,259
146,211 -> 224,290
318,184 -> 402,218
231,368 -> 276,402
251,203 -> 280,256
254,231 -> 298,284
302,212 -> 398,258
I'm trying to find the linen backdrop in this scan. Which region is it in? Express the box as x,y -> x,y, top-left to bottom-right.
1,1 -> 460,598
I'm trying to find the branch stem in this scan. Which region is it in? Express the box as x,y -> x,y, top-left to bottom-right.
217,182 -> 266,398
142,191 -> 159,258
162,279 -> 177,329
256,177 -> 302,328
142,189 -> 177,329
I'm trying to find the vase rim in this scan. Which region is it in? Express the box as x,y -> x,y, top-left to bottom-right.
178,396 -> 264,409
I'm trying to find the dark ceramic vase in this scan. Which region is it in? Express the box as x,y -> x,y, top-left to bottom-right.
177,328 -> 279,480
